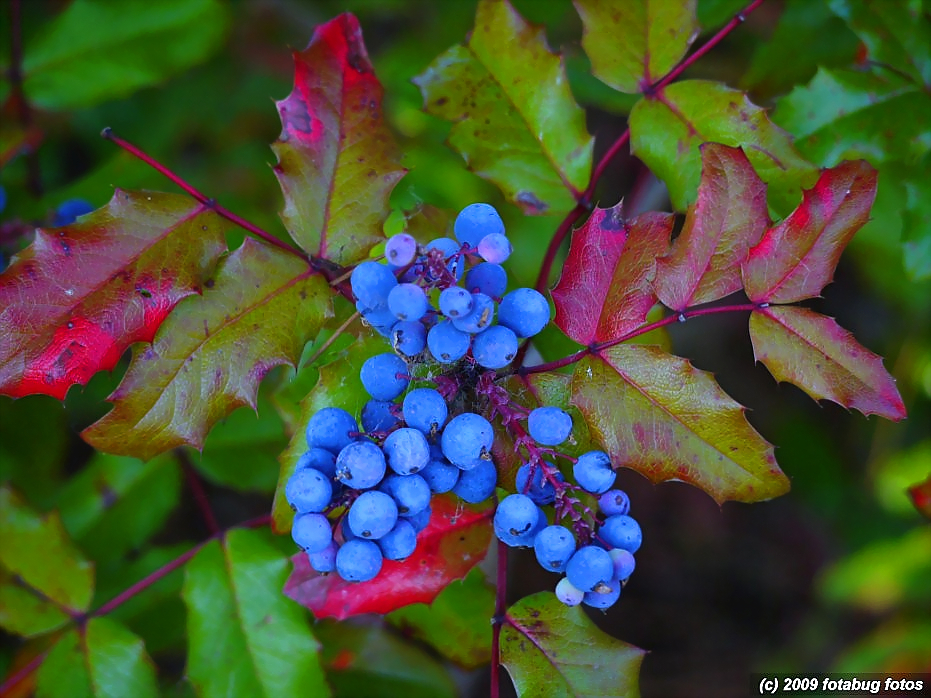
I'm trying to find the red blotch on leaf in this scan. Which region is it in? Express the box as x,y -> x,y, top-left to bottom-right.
284,494 -> 493,620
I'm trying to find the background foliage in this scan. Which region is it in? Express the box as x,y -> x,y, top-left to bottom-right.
1,1 -> 929,697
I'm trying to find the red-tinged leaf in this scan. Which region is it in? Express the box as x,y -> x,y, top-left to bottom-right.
0,190 -> 227,399
414,0 -> 593,214
654,144 -> 769,311
551,205 -> 673,345
570,345 -> 789,504
742,160 -> 878,303
907,474 -> 931,520
749,305 -> 906,421
82,238 -> 333,461
271,13 -> 406,265
574,0 -> 698,93
284,494 -> 493,620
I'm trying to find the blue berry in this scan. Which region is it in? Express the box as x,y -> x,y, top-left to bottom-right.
582,578 -> 621,609
306,408 -> 359,454
336,539 -> 383,582
383,427 -> 430,475
379,473 -> 431,515
478,233 -> 512,263
528,406 -> 572,446
388,283 -> 428,321
361,399 -> 400,434
533,525 -> 576,573
609,548 -> 636,580
335,441 -> 387,489
555,577 -> 584,606
472,325 -> 518,369
573,451 -> 616,494
291,512 -> 332,553
348,490 -> 399,539
452,293 -> 495,334
493,494 -> 539,545
402,388 -> 448,435
378,519 -> 418,560
439,287 -> 474,318
419,457 -> 460,494
454,203 -> 505,249
390,320 -> 427,357
598,489 -> 630,517
360,353 -> 409,400
295,447 -> 337,478
53,198 -> 95,226
385,233 -> 418,267
286,467 -> 333,513
598,515 -> 642,554
441,413 -> 494,470
565,545 -> 614,592
465,263 -> 508,298
351,261 -> 397,309
427,321 -> 471,363
358,301 -> 397,336
515,462 -> 560,505
498,288 -> 550,338
402,504 -> 432,533
307,541 -> 338,573
452,458 -> 497,503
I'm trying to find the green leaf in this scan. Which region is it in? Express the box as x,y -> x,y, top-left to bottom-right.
82,238 -> 333,461
570,345 -> 789,504
387,568 -> 494,669
0,396 -> 68,509
315,621 -> 458,698
0,486 -> 94,614
828,0 -> 931,87
501,591 -> 645,698
270,13 -> 406,265
194,393 -> 287,493
902,160 -> 931,280
0,569 -> 71,637
55,453 -> 181,565
748,306 -> 906,420
773,67 -> 931,166
573,0 -> 698,93
182,527 -> 329,698
272,328 -> 386,532
414,0 -> 593,214
35,618 -> 158,698
21,0 -> 228,110
629,80 -> 817,215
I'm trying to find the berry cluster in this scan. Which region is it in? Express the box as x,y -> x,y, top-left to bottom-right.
351,203 -> 549,370
286,202 -> 641,611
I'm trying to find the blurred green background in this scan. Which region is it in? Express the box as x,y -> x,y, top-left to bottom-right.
1,1 -> 928,697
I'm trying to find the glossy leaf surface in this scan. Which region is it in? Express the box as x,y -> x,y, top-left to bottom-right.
742,160 -> 877,303
284,494 -> 493,620
654,144 -> 768,310
415,0 -> 592,214
82,238 -> 332,461
182,528 -> 329,698
501,592 -> 645,697
629,80 -> 817,214
574,0 -> 698,93
749,306 -> 906,421
0,569 -> 71,637
570,345 -> 788,504
551,205 -> 672,344
271,13 -> 405,265
0,190 -> 227,400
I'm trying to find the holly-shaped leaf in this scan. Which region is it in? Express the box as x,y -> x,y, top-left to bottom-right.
749,305 -> 906,420
500,591 -> 645,697
35,618 -> 158,698
742,160 -> 877,303
0,486 -> 94,616
574,0 -> 698,93
271,13 -> 406,265
0,190 -> 227,399
570,345 -> 788,504
284,494 -> 493,620
629,80 -> 817,215
82,238 -> 333,461
551,205 -> 672,344
414,0 -> 593,214
182,528 -> 330,698
654,143 -> 769,311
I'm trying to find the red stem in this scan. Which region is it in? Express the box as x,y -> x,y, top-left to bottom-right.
0,649 -> 48,697
179,450 -> 221,535
100,128 -> 305,259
